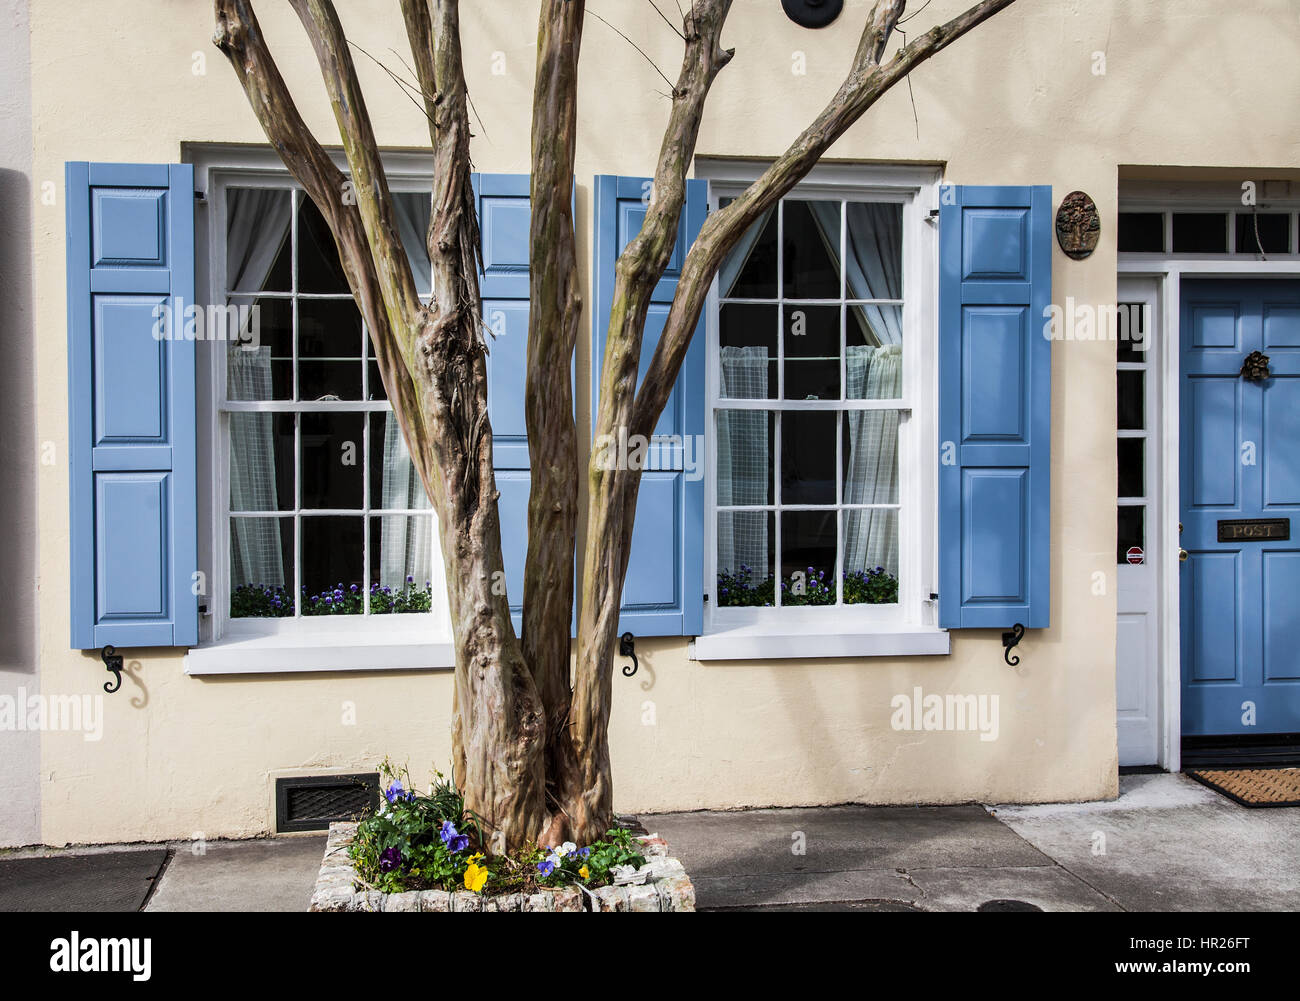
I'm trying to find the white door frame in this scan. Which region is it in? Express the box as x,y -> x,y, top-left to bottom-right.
1118,257 -> 1300,772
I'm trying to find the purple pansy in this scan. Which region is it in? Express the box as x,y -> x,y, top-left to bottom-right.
439,820 -> 469,853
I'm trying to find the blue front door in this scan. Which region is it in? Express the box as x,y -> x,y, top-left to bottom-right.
1180,279 -> 1300,736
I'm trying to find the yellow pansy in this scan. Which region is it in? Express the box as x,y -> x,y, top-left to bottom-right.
579,865 -> 590,880
464,862 -> 489,893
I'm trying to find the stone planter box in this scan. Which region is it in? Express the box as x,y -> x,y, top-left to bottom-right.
309,820 -> 695,912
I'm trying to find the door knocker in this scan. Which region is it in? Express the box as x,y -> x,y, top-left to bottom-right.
1240,350 -> 1271,382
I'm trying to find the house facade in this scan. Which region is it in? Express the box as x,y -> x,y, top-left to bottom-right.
4,0 -> 1300,846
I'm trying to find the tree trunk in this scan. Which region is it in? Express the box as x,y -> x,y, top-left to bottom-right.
217,0 -> 1020,852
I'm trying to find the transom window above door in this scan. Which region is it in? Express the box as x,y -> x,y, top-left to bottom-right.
711,194 -> 912,612
221,184 -> 438,621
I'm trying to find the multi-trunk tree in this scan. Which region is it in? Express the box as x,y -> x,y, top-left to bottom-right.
213,0 -> 1017,849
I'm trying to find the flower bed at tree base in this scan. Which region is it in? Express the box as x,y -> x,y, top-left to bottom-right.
309,821 -> 696,912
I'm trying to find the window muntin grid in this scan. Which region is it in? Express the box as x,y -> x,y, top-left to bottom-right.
221,186 -> 435,618
713,195 -> 906,609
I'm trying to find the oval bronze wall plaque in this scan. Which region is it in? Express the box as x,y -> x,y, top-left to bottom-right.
1056,190 -> 1100,260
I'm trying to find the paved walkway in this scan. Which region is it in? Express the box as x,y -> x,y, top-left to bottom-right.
649,773 -> 1300,911
0,774 -> 1293,911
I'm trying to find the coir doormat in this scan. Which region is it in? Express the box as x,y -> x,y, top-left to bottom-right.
1185,766 -> 1300,807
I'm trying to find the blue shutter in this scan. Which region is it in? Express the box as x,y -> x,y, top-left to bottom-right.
938,185 -> 1052,629
592,176 -> 706,636
473,173 -> 533,633
66,162 -> 198,648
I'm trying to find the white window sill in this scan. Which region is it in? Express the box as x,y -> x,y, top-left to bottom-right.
184,627 -> 455,675
690,626 -> 950,661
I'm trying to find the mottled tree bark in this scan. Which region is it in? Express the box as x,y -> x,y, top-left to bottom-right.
215,0 -> 547,849
524,0 -> 585,846
215,0 -> 1018,849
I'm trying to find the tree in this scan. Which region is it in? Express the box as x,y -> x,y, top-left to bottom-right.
213,0 -> 1017,850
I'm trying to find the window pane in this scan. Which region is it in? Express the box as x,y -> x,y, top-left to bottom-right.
1115,302 -> 1148,364
1117,370 -> 1144,430
1172,212 -> 1227,253
844,508 -> 899,598
299,298 -> 363,401
720,206 -> 778,299
368,358 -> 387,402
1118,437 -> 1144,499
1117,212 -> 1164,253
369,516 -> 434,612
226,297 -> 292,401
1235,212 -> 1291,254
716,511 -> 774,606
783,304 -> 839,400
229,517 -> 294,616
716,409 -> 774,506
780,510 -> 836,605
227,187 -> 291,293
393,192 -> 432,300
842,411 -> 899,504
230,412 -> 294,512
845,202 -> 902,299
846,337 -> 902,400
1117,505 -> 1144,564
301,412 -> 365,509
781,411 -> 835,505
719,304 -> 776,399
300,516 -> 364,613
370,411 -> 431,510
297,194 -> 350,293
782,200 -> 840,299
847,303 -> 903,355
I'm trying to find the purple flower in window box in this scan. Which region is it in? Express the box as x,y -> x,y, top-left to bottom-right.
379,846 -> 403,873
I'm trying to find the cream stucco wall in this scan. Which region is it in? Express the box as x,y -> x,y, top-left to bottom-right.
21,0 -> 1300,845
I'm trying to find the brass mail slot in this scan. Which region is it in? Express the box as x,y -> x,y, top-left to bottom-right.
1217,518 -> 1291,542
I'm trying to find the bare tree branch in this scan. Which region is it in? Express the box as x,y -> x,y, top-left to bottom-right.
399,0 -> 440,147
287,0 -> 422,333
569,0 -> 734,839
211,0 -> 425,447
632,0 -> 1018,437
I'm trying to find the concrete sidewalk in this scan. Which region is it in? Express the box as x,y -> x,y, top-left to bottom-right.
648,773 -> 1300,911
0,773 -> 1293,911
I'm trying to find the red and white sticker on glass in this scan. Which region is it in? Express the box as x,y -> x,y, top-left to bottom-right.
1126,546 -> 1144,565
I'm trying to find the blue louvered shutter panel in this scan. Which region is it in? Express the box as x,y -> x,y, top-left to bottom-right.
592,176 -> 707,636
66,162 -> 198,648
473,173 -> 533,632
938,185 -> 1052,629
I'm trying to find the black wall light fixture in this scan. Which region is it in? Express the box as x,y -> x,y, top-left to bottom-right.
782,0 -> 844,29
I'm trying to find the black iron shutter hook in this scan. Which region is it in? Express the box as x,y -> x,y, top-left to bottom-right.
619,632 -> 638,677
1001,624 -> 1025,667
101,646 -> 124,694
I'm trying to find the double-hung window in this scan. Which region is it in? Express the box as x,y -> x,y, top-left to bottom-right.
705,170 -> 938,638
207,173 -> 449,646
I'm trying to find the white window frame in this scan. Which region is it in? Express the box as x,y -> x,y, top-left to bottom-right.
693,161 -> 947,659
185,146 -> 454,674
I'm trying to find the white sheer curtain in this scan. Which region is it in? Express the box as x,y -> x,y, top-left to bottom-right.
843,344 -> 902,576
719,206 -> 775,297
379,193 -> 435,589
805,202 -> 903,577
227,188 -> 292,588
808,201 -> 903,345
717,347 -> 770,577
